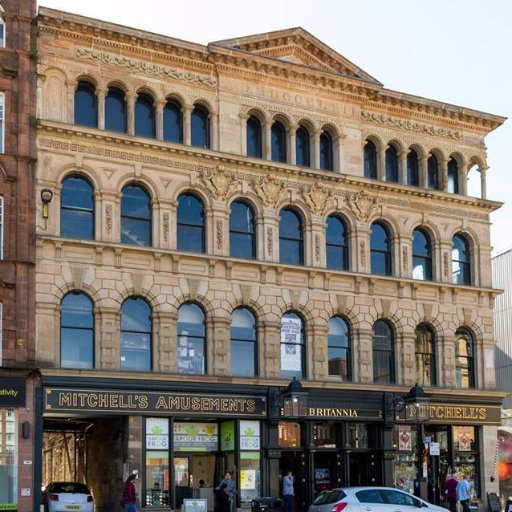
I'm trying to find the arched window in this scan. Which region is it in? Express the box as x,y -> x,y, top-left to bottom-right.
177,193 -> 205,253
61,175 -> 95,240
428,155 -> 440,190
163,99 -> 183,143
372,320 -> 395,383
105,87 -> 127,133
407,149 -> 419,186
370,222 -> 391,276
191,105 -> 210,148
385,145 -> 399,183
364,140 -> 378,179
448,159 -> 459,194
230,201 -> 256,259
74,81 -> 97,128
121,184 -> 152,247
296,125 -> 310,167
412,228 -> 432,281
326,215 -> 349,271
279,208 -> 303,265
177,303 -> 206,375
271,121 -> 287,163
0,7 -> 5,48
60,292 -> 94,369
415,324 -> 436,386
455,328 -> 475,388
121,297 -> 152,371
246,115 -> 263,158
230,308 -> 257,377
135,93 -> 155,138
281,311 -> 305,379
328,316 -> 351,381
320,131 -> 333,171
452,234 -> 471,285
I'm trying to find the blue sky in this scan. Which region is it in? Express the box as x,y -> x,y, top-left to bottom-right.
40,0 -> 511,255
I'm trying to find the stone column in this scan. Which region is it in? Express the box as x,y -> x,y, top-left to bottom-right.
66,80 -> 77,124
420,156 -> 428,189
313,129 -> 321,169
36,74 -> 46,120
438,334 -> 455,388
399,149 -> 408,185
239,113 -> 248,156
378,145 -> 386,181
158,199 -> 174,251
480,167 -> 488,199
265,121 -> 272,160
211,204 -> 230,257
98,191 -> 118,243
209,111 -> 218,151
156,100 -> 165,141
334,134 -> 342,173
127,93 -> 136,136
356,327 -> 373,383
399,235 -> 412,279
480,335 -> 496,389
154,311 -> 177,373
262,320 -> 281,378
440,158 -> 449,192
354,224 -> 370,274
211,316 -> 231,376
97,88 -> 107,130
183,105 -> 193,146
97,308 -> 121,370
400,332 -> 416,386
460,162 -> 469,196
311,215 -> 326,268
288,124 -> 297,165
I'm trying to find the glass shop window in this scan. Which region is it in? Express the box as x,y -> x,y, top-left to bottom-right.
240,452 -> 261,504
347,423 -> 368,449
0,409 -> 18,508
278,421 -> 300,448
313,422 -> 337,448
145,418 -> 170,507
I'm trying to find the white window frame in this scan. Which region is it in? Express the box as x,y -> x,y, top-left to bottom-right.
0,5 -> 4,48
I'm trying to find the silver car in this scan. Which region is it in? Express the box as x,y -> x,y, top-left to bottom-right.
308,487 -> 449,512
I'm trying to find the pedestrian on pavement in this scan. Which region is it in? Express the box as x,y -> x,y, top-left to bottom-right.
216,472 -> 236,512
456,474 -> 471,512
214,483 -> 230,512
444,473 -> 458,512
283,471 -> 294,512
120,474 -> 137,512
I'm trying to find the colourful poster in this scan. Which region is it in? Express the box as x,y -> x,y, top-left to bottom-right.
398,426 -> 412,451
239,420 -> 260,450
146,418 -> 169,449
220,421 -> 235,451
240,470 -> 256,490
458,427 -> 472,451
174,422 -> 218,451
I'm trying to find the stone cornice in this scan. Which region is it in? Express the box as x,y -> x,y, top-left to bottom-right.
36,120 -> 502,215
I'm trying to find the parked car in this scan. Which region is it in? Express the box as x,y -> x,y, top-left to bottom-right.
42,482 -> 94,512
308,487 -> 449,512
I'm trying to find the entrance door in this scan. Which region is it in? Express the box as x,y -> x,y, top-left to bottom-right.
313,452 -> 338,496
348,453 -> 374,486
280,451 -> 304,512
175,456 -> 193,509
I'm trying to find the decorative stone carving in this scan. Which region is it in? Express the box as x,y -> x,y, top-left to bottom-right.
360,241 -> 365,266
267,226 -> 273,256
254,175 -> 284,208
75,47 -> 217,87
314,234 -> 320,262
163,213 -> 169,242
105,204 -> 112,233
302,182 -> 332,215
348,190 -> 378,222
443,251 -> 449,278
361,111 -> 461,140
402,246 -> 408,273
201,165 -> 239,200
216,220 -> 223,250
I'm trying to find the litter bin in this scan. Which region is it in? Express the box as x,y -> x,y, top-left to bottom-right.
468,502 -> 478,512
251,497 -> 274,512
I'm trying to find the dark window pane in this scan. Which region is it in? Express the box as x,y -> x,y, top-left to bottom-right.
452,234 -> 471,285
121,185 -> 151,247
177,303 -> 206,375
247,116 -> 262,158
74,82 -> 97,128
407,149 -> 419,186
191,106 -> 210,148
135,93 -> 155,138
61,176 -> 94,240
231,308 -> 256,377
364,141 -> 377,179
121,298 -> 151,372
177,194 -> 205,253
448,159 -> 459,194
370,223 -> 391,276
271,122 -> 287,163
372,320 -> 395,383
280,209 -> 303,265
412,229 -> 432,281
296,126 -> 310,167
428,155 -> 439,190
320,132 -> 333,171
385,146 -> 399,182
415,324 -> 436,386
328,317 -> 351,380
230,201 -> 256,259
105,87 -> 127,133
163,100 -> 183,143
326,216 -> 349,271
455,329 -> 474,388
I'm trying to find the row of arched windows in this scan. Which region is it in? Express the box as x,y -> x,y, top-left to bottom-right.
61,175 -> 473,285
60,291 -> 476,388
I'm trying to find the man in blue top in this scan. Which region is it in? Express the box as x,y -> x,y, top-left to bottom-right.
282,471 -> 294,512
216,472 -> 236,512
456,474 -> 471,512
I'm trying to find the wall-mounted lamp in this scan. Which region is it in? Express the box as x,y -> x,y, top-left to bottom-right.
40,188 -> 53,219
22,421 -> 30,439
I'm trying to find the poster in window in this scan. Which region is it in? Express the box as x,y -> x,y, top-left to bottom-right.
146,418 -> 169,449
315,468 -> 330,485
174,422 -> 218,451
281,318 -> 301,344
239,420 -> 260,450
240,470 -> 256,490
458,427 -> 472,451
398,425 -> 412,451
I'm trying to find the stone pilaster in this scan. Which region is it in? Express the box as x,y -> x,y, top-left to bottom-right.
97,307 -> 121,370
357,327 -> 373,383
262,320 -> 281,378
154,311 -> 176,373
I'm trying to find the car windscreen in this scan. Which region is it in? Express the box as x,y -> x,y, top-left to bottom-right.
312,490 -> 346,505
355,489 -> 384,504
52,483 -> 90,494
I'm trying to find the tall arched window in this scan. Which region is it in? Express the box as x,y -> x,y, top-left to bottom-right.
177,193 -> 205,253
320,131 -> 333,171
452,234 -> 471,285
448,158 -> 459,194
279,208 -> 303,265
407,149 -> 419,186
370,222 -> 391,276
0,7 -> 5,48
455,328 -> 475,388
328,316 -> 351,381
271,121 -> 287,163
281,311 -> 305,379
230,308 -> 257,377
121,297 -> 152,371
326,215 -> 349,271
412,228 -> 432,281
428,155 -> 440,190
372,320 -> 395,383
296,125 -> 310,167
61,175 -> 95,240
246,115 -> 263,158
163,99 -> 183,143
385,145 -> 399,183
415,324 -> 436,386
105,87 -> 127,133
230,201 -> 256,259
364,140 -> 378,179
191,105 -> 210,148
177,303 -> 206,375
135,93 -> 155,138
60,292 -> 94,369
74,81 -> 97,128
121,184 -> 152,247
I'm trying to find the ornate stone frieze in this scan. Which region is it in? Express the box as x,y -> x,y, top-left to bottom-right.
359,241 -> 365,267
216,220 -> 223,250
443,252 -> 449,278
347,190 -> 378,222
314,234 -> 320,263
402,246 -> 408,273
267,227 -> 273,256
201,165 -> 240,200
302,182 -> 332,215
105,204 -> 112,233
254,175 -> 284,208
361,111 -> 461,140
75,47 -> 217,87
163,213 -> 169,242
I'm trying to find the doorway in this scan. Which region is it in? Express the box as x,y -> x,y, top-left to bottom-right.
348,452 -> 375,486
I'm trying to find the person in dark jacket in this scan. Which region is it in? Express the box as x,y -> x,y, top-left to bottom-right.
444,473 -> 458,512
120,474 -> 137,512
215,483 -> 230,512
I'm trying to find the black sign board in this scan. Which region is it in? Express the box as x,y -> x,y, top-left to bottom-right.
45,387 -> 266,417
488,492 -> 501,512
0,377 -> 25,407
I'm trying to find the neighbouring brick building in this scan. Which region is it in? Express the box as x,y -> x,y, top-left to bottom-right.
34,7 -> 506,512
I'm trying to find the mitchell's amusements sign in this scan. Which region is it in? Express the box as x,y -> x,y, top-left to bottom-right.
44,387 -> 266,417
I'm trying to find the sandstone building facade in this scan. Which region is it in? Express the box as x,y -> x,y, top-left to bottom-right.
35,7 -> 506,512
